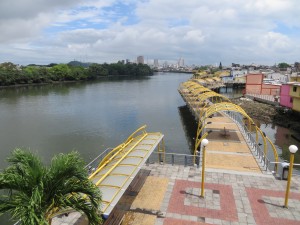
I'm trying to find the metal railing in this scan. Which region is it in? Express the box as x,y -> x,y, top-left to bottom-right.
85,148 -> 113,174
245,93 -> 277,102
224,111 -> 276,172
146,151 -> 200,167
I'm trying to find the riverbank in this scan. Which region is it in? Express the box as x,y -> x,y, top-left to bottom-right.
231,98 -> 300,133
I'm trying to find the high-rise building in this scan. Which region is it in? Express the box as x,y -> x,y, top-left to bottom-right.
178,57 -> 184,67
163,61 -> 168,68
137,56 -> 144,64
154,59 -> 159,68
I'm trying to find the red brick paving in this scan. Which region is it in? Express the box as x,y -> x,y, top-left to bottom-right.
163,218 -> 213,225
246,187 -> 300,225
167,179 -> 238,222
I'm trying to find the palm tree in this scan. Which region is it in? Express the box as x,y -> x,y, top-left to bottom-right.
0,148 -> 102,225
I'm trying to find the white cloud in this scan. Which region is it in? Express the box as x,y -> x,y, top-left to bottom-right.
0,0 -> 300,65
259,32 -> 291,51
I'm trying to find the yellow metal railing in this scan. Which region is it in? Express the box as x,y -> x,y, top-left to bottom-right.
179,81 -> 279,171
88,125 -> 164,214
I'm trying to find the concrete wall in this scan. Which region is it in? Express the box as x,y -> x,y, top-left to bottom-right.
293,98 -> 300,112
289,85 -> 300,97
280,84 -> 293,108
245,74 -> 263,94
261,84 -> 280,95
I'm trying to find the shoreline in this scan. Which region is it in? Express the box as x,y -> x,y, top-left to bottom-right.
0,74 -> 151,89
231,98 -> 300,133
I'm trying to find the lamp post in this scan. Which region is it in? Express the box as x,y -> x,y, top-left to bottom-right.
194,130 -> 212,165
200,138 -> 209,197
284,145 -> 298,208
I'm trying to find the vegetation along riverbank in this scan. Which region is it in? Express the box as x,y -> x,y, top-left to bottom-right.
231,98 -> 300,133
0,61 -> 153,87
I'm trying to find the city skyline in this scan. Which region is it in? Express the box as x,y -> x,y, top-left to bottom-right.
1,0 -> 300,66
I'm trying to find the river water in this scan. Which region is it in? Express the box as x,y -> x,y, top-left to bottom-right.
0,73 -> 299,167
0,72 -> 300,224
0,73 -> 195,169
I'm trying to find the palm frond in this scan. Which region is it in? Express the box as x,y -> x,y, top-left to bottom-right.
0,149 -> 102,225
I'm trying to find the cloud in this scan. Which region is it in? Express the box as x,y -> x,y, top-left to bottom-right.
259,32 -> 291,51
0,0 -> 300,65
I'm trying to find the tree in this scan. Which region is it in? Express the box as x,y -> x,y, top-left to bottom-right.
278,62 -> 290,69
49,64 -> 71,81
87,63 -> 108,79
0,149 -> 102,225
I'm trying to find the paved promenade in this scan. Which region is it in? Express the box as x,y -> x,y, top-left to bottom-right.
124,163 -> 300,225
52,163 -> 300,225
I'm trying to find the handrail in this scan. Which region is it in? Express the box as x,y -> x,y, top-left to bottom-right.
179,80 -> 279,174
85,148 -> 112,169
89,125 -> 147,179
124,124 -> 147,143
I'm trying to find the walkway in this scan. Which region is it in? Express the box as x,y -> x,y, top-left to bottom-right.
203,115 -> 261,173
135,163 -> 300,225
178,80 -> 274,174
52,163 -> 300,225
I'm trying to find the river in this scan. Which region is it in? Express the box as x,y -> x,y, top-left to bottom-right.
0,73 -> 299,167
1,72 -> 300,224
0,73 -> 195,169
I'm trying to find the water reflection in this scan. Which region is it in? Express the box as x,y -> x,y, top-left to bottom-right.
0,73 -> 192,169
177,105 -> 198,154
260,124 -> 300,164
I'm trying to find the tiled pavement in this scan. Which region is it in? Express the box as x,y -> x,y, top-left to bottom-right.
141,163 -> 300,225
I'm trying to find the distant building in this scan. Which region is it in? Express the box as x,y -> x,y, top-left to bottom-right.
178,57 -> 184,67
137,56 -> 144,64
163,61 -> 168,68
126,59 -> 130,64
294,62 -> 300,72
245,73 -> 280,95
154,59 -> 159,68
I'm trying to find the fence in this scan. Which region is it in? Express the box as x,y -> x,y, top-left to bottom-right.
224,111 -> 276,172
147,152 -> 200,167
245,93 -> 278,103
85,148 -> 113,172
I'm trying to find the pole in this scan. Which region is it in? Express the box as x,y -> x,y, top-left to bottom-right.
284,153 -> 295,208
201,145 -> 206,197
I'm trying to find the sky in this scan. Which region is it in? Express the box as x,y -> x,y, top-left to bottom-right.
0,0 -> 300,66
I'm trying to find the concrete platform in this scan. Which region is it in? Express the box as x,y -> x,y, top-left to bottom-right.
139,163 -> 300,225
51,163 -> 300,225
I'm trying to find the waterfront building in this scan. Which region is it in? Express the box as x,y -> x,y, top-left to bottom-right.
280,84 -> 293,109
137,56 -> 144,64
290,73 -> 300,82
245,73 -> 280,96
234,75 -> 246,83
287,82 -> 300,112
231,69 -> 247,78
265,72 -> 289,83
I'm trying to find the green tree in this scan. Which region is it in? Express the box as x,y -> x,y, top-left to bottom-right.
0,149 -> 102,225
87,63 -> 108,79
49,64 -> 71,81
0,62 -> 20,85
278,62 -> 290,69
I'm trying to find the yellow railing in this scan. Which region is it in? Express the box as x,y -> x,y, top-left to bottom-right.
179,80 -> 279,171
